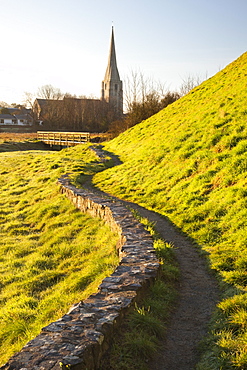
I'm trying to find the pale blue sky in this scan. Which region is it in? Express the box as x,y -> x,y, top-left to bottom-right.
0,0 -> 246,105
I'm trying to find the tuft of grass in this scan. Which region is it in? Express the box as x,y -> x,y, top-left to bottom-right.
123,329 -> 159,358
130,304 -> 165,339
93,52 -> 247,368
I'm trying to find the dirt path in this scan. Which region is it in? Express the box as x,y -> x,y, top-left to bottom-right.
88,147 -> 220,369
120,202 -> 219,370
87,186 -> 219,369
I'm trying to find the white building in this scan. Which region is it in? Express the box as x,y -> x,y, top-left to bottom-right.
0,114 -> 17,125
0,108 -> 33,126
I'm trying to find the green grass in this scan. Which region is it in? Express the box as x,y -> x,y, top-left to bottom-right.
0,142 -> 119,365
92,51 -> 247,368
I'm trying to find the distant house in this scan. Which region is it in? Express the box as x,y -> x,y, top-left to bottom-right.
0,114 -> 17,125
0,107 -> 33,126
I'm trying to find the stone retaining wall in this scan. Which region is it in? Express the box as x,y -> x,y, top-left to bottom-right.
1,175 -> 160,370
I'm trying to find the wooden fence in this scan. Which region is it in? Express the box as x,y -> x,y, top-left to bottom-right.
37,131 -> 90,146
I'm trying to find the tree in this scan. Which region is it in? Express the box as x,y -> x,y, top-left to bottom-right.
31,85 -> 64,129
124,70 -> 180,129
180,74 -> 207,96
0,107 -> 10,114
23,92 -> 35,109
160,91 -> 181,108
0,101 -> 9,108
37,85 -> 63,100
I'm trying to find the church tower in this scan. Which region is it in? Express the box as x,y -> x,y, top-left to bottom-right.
101,27 -> 123,117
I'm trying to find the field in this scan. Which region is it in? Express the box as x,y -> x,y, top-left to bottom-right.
93,52 -> 247,368
0,133 -> 37,141
0,140 -> 119,365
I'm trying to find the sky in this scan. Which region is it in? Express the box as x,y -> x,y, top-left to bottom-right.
0,0 -> 246,106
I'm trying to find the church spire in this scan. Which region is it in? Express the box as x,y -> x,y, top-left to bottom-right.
104,26 -> 120,81
101,27 -> 123,117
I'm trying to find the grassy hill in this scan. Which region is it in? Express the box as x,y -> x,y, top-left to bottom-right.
93,52 -> 247,369
0,143 -> 119,365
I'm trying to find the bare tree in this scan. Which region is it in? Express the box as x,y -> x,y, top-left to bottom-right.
23,92 -> 35,108
180,73 -> 207,96
123,69 -> 180,128
124,70 -> 167,110
37,85 -> 63,100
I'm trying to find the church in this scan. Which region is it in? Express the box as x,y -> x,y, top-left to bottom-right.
33,27 -> 123,131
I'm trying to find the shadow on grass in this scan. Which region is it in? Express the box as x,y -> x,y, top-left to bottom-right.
95,145 -> 123,167
0,141 -> 56,153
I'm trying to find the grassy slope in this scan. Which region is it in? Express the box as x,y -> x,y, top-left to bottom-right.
0,143 -> 119,365
93,52 -> 247,368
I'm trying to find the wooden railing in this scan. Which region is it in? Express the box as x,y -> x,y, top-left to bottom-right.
37,131 -> 90,146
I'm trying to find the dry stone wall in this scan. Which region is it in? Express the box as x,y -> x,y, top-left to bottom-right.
1,175 -> 161,370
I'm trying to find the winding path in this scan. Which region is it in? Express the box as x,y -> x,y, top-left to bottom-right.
89,146 -> 219,369
121,202 -> 219,370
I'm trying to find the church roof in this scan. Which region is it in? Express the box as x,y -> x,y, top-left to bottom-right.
103,27 -> 120,82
